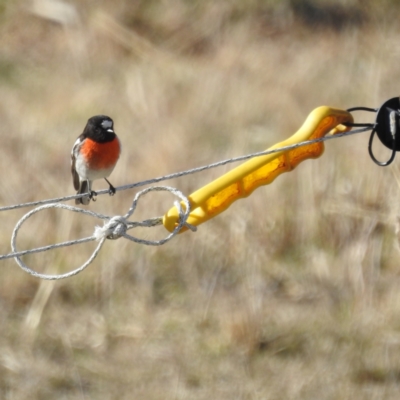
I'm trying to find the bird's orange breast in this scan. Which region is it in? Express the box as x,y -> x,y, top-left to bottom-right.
80,137 -> 121,169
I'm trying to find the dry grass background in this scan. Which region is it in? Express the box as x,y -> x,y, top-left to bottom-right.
1,0 -> 400,398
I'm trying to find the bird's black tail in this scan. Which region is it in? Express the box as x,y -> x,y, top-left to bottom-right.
75,180 -> 91,205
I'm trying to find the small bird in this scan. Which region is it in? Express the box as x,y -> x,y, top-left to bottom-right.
71,115 -> 121,205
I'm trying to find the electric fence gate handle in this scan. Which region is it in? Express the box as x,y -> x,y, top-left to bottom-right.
163,106 -> 354,233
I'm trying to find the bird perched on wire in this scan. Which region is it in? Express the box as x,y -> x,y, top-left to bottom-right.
71,115 -> 121,205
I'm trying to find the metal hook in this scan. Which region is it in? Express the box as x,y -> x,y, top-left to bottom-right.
347,106 -> 378,113
368,127 -> 397,166
344,107 -> 376,128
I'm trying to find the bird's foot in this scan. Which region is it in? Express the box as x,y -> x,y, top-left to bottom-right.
89,190 -> 97,202
108,184 -> 116,196
105,178 -> 116,196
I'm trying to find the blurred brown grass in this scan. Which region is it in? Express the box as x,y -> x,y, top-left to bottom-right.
2,0 -> 400,398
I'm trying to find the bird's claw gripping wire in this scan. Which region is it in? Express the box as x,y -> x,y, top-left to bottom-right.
83,179 -> 116,203
89,190 -> 97,202
105,178 -> 116,196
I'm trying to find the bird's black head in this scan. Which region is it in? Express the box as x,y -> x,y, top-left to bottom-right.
84,115 -> 116,143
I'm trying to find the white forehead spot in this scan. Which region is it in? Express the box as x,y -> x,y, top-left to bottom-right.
101,120 -> 113,129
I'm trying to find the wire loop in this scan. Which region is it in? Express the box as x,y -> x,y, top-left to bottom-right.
8,186 -> 192,280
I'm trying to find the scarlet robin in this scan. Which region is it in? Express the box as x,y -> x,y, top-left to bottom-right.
71,115 -> 121,205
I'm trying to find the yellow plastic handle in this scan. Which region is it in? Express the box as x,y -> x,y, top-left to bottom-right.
163,106 -> 353,232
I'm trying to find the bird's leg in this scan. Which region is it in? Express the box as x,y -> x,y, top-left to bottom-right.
104,178 -> 116,196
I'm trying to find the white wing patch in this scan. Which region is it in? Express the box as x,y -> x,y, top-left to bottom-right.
71,137 -> 83,160
101,119 -> 113,129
